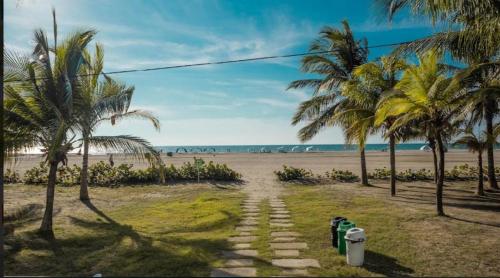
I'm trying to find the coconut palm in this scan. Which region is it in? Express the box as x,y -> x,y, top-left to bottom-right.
453,130 -> 489,196
455,62 -> 500,189
3,11 -> 95,237
376,0 -> 500,63
288,20 -> 370,184
352,55 -> 407,195
375,50 -> 463,215
75,43 -> 161,201
377,0 -> 500,189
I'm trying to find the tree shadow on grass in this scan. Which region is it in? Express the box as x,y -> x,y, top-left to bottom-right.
5,200 -> 234,276
363,250 -> 414,277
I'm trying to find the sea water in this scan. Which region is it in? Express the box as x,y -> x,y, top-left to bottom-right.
154,143 -> 469,154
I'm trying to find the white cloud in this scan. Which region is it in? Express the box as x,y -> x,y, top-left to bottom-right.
255,98 -> 297,109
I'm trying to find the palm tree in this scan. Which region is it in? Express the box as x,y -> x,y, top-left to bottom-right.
377,0 -> 500,189
455,62 -> 500,189
75,43 -> 161,201
375,50 -> 463,215
288,20 -> 370,184
453,130 -> 489,196
4,10 -> 95,237
353,55 -> 407,195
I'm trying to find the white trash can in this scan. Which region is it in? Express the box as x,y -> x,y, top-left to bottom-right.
344,227 -> 366,266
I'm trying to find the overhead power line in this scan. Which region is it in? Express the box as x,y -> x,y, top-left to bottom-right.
5,40 -> 412,84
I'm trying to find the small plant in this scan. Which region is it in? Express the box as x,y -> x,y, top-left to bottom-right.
368,168 -> 391,179
274,165 -> 313,181
4,169 -> 21,184
327,168 -> 360,182
24,162 -> 49,184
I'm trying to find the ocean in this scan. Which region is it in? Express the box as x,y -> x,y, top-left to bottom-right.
154,143 -> 468,154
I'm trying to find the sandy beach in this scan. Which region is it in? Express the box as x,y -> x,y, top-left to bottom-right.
8,150 -> 499,179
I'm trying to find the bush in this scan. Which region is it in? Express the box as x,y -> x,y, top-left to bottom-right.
274,165 -> 313,181
4,169 -> 21,183
326,169 -> 360,182
397,168 -> 433,181
368,168 -> 391,180
19,158 -> 241,186
24,162 -> 49,184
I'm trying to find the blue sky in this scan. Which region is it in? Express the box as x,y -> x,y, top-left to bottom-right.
5,0 -> 437,146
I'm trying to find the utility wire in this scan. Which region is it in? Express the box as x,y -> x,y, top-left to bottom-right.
5,40 -> 412,84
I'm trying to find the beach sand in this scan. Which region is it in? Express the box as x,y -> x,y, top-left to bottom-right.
8,150 -> 499,175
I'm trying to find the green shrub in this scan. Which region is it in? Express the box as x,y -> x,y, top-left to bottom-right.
24,162 -> 49,184
4,169 -> 21,184
20,158 -> 241,186
397,168 -> 433,181
326,168 -> 360,182
368,168 -> 391,179
274,165 -> 313,181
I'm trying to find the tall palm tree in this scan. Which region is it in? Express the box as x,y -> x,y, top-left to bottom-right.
375,50 -> 463,215
4,10 -> 96,237
353,55 -> 407,195
453,130 -> 489,196
377,0 -> 500,189
456,62 -> 500,189
75,43 -> 161,201
288,20 -> 370,184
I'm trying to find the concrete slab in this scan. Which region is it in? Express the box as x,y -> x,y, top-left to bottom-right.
228,236 -> 258,243
233,243 -> 251,249
236,226 -> 257,231
222,249 -> 259,258
239,231 -> 252,236
271,219 -> 291,223
270,242 -> 308,250
271,231 -> 301,237
274,250 -> 300,257
224,259 -> 254,267
211,267 -> 257,277
270,223 -> 293,227
240,219 -> 259,225
271,237 -> 296,242
272,259 -> 320,268
270,214 -> 290,219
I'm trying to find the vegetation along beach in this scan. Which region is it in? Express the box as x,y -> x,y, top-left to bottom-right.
3,0 -> 500,277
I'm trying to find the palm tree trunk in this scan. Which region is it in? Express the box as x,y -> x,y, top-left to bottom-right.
80,137 -> 90,201
485,110 -> 498,189
477,151 -> 484,196
39,161 -> 58,238
360,147 -> 369,185
389,134 -> 396,196
435,133 -> 446,216
429,138 -> 438,183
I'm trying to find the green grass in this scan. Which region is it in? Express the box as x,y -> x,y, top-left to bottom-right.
5,185 -> 244,276
284,184 -> 500,277
250,200 -> 281,276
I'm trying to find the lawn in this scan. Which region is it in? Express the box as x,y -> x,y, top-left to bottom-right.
4,184 -> 244,276
283,181 -> 500,277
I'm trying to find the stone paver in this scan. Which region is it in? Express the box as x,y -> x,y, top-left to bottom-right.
240,220 -> 259,226
270,242 -> 308,250
224,259 -> 254,267
243,209 -> 260,213
222,249 -> 259,258
272,210 -> 289,214
236,226 -> 257,231
271,237 -> 296,242
272,259 -> 320,268
274,250 -> 300,257
270,214 -> 290,219
243,212 -> 260,217
270,222 -> 293,227
233,243 -> 251,249
271,219 -> 292,223
228,236 -> 258,243
271,231 -> 301,237
211,267 -> 257,277
239,231 -> 252,236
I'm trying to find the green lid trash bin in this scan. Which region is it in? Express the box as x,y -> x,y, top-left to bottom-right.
337,221 -> 356,255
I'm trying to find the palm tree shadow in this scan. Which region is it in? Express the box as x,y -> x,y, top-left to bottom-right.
363,250 -> 414,277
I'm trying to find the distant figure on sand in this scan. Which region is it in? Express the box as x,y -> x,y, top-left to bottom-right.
109,154 -> 114,167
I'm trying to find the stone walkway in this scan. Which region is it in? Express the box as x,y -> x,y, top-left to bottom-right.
211,194 -> 320,277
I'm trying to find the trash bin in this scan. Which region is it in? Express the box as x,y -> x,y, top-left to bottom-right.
337,221 -> 356,255
330,217 -> 347,248
345,228 -> 366,266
